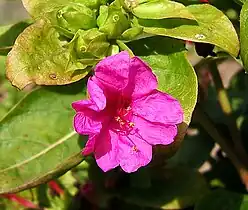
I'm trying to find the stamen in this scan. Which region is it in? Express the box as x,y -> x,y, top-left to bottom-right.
126,106 -> 132,111
128,122 -> 135,127
115,116 -> 121,122
112,103 -> 135,134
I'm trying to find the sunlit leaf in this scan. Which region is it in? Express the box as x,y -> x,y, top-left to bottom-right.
6,19 -> 90,89
134,4 -> 239,56
132,0 -> 195,20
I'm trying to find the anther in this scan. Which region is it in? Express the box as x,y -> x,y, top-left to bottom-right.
126,106 -> 132,111
128,122 -> 135,127
115,116 -> 121,122
132,146 -> 138,152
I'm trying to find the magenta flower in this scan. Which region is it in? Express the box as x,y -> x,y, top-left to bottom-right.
72,51 -> 183,173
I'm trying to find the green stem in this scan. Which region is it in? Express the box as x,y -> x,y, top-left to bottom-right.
209,60 -> 248,166
195,105 -> 248,189
116,40 -> 135,57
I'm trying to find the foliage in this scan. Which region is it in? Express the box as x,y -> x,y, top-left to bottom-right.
1,0 -> 248,209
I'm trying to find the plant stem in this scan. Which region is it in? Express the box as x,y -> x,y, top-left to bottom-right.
116,40 -> 134,57
209,60 -> 248,166
195,105 -> 248,189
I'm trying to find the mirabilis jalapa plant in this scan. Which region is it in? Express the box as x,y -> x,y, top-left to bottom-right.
72,51 -> 184,172
2,0 -> 248,208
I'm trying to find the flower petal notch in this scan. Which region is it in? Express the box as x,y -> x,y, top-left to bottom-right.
72,51 -> 184,172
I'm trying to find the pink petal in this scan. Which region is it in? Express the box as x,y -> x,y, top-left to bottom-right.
94,51 -> 130,91
132,115 -> 177,145
72,100 -> 99,112
126,56 -> 158,99
82,135 -> 96,156
87,77 -> 106,111
95,130 -> 119,172
132,90 -> 183,125
72,79 -> 106,112
74,112 -> 102,135
119,134 -> 152,173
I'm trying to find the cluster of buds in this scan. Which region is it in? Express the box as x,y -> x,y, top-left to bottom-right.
54,0 -> 145,62
53,0 -> 207,71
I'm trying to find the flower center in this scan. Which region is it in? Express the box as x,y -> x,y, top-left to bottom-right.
112,105 -> 135,134
108,98 -> 139,153
114,106 -> 135,133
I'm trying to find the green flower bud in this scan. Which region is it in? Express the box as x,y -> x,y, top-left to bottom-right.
57,3 -> 96,32
97,5 -> 130,39
66,28 -> 110,72
75,28 -> 110,58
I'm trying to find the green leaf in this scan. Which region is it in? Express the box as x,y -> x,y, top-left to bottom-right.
121,167 -> 209,209
0,81 -> 87,194
134,4 -> 239,56
132,0 -> 196,20
6,19 -> 90,90
128,36 -> 197,125
240,1 -> 248,72
58,171 -> 78,196
195,189 -> 248,210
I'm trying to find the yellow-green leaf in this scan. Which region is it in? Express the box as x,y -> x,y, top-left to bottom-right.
135,4 -> 239,56
6,19 -> 90,90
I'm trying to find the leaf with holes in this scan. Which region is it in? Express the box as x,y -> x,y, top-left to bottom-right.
0,81 -> 87,194
133,4 -> 239,56
6,19 -> 90,90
